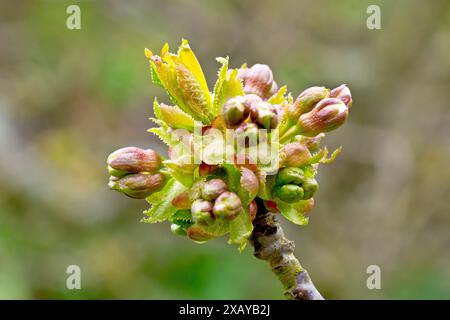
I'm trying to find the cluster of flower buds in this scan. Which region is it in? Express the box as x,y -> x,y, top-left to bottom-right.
280,85 -> 352,141
274,167 -> 318,203
171,168 -> 259,241
222,93 -> 279,131
107,147 -> 165,199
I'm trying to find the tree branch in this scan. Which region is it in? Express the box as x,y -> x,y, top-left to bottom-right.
250,202 -> 324,300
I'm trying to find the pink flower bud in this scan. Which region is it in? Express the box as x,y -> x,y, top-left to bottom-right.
107,147 -> 162,176
330,84 -> 352,107
239,64 -> 276,100
297,98 -> 348,137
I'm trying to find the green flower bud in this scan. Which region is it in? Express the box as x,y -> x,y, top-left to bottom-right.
171,223 -> 187,236
330,84 -> 352,107
240,64 -> 275,100
222,97 -> 250,127
280,142 -> 312,167
297,98 -> 349,137
191,199 -> 214,225
107,147 -> 162,176
288,86 -> 329,119
108,173 -> 165,199
201,179 -> 228,201
240,167 -> 259,200
275,184 -> 305,203
276,167 -> 305,185
213,191 -> 242,220
250,101 -> 278,129
301,177 -> 318,199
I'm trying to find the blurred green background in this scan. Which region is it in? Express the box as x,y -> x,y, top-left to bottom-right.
1,0 -> 449,299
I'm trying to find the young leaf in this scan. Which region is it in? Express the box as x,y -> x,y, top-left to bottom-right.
141,179 -> 186,223
228,207 -> 253,252
275,199 -> 309,226
222,164 -> 251,205
268,85 -> 287,104
178,39 -> 212,109
212,58 -> 244,117
153,98 -> 197,131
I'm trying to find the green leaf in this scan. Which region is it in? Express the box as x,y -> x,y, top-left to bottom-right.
141,179 -> 186,223
178,39 -> 212,110
275,199 -> 309,226
268,85 -> 287,104
148,125 -> 173,146
153,98 -> 197,131
228,206 -> 253,252
212,58 -> 244,117
257,174 -> 276,200
163,160 -> 196,187
321,147 -> 342,164
149,60 -> 163,87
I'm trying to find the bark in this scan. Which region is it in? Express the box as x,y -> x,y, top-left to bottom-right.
250,201 -> 324,300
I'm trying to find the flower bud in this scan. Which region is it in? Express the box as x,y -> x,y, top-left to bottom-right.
240,64 -> 275,100
171,223 -> 187,236
191,199 -> 214,225
268,81 -> 278,98
186,225 -> 217,242
213,191 -> 242,220
275,184 -> 305,203
108,173 -> 165,199
201,179 -> 228,201
280,142 -> 312,167
288,86 -> 329,119
242,94 -> 262,109
275,167 -> 305,185
235,122 -> 259,147
107,147 -> 162,176
172,191 -> 191,210
249,200 -> 257,221
330,84 -> 352,107
294,198 -> 315,214
297,98 -> 348,137
250,101 -> 278,129
301,177 -> 318,199
222,97 -> 250,127
240,167 -> 259,199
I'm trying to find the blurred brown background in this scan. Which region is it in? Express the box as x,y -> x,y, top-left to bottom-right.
0,0 -> 449,299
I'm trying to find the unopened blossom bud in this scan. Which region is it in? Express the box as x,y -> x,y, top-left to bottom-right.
275,184 -> 305,203
300,177 -> 318,200
172,191 -> 191,210
250,101 -> 278,129
330,84 -> 352,107
297,98 -> 348,137
108,173 -> 165,199
295,198 -> 315,214
213,191 -> 242,220
201,179 -> 228,201
280,143 -> 312,167
191,199 -> 214,225
235,122 -> 259,147
242,94 -> 262,109
288,86 -> 329,119
240,167 -> 259,199
240,64 -> 275,100
276,167 -> 305,185
171,223 -> 187,236
268,81 -> 278,98
222,97 -> 250,127
107,147 -> 162,176
186,225 -> 217,242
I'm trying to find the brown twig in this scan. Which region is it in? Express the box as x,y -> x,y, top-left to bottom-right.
250,201 -> 324,300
